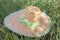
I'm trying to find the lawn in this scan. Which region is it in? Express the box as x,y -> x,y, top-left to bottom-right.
0,0 -> 60,40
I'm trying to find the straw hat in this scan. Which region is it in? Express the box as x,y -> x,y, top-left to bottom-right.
4,6 -> 51,37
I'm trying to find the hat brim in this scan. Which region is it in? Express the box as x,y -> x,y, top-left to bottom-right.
4,9 -> 51,37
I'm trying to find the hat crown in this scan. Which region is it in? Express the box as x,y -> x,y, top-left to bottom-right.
26,6 -> 40,14
22,6 -> 41,22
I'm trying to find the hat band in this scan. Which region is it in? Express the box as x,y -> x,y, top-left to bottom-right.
18,15 -> 39,29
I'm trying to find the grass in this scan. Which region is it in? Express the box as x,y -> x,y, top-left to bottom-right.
0,0 -> 60,40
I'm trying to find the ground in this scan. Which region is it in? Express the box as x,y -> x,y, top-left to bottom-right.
0,0 -> 60,40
